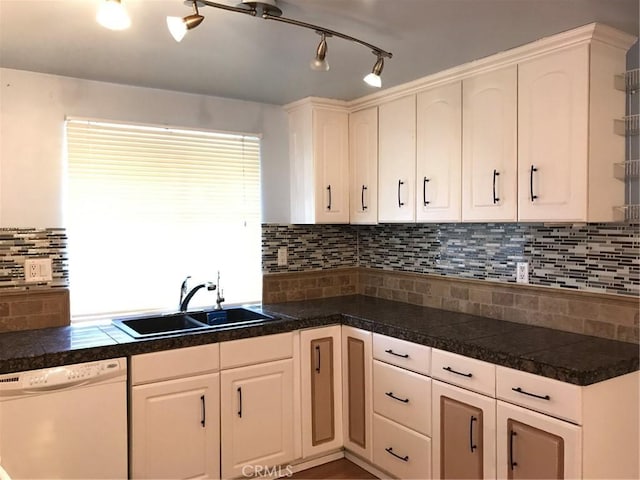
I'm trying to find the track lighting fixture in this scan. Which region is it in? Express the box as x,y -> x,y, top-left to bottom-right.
97,0 -> 392,88
167,1 -> 205,43
96,0 -> 131,31
363,55 -> 384,88
310,33 -> 330,72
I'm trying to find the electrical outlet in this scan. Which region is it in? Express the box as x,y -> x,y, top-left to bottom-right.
277,247 -> 288,266
24,258 -> 53,283
516,262 -> 529,284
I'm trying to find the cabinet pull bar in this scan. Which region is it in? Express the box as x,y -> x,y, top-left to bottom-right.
443,366 -> 473,378
361,185 -> 368,211
384,349 -> 409,359
509,430 -> 518,470
385,447 -> 409,462
492,169 -> 500,204
423,177 -> 430,206
469,415 -> 477,452
397,180 -> 405,207
327,185 -> 332,210
529,165 -> 538,201
385,391 -> 409,403
200,395 -> 206,428
237,387 -> 243,418
315,345 -> 321,373
512,386 -> 550,401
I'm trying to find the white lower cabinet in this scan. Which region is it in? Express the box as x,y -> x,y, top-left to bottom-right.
130,344 -> 220,479
220,333 -> 296,479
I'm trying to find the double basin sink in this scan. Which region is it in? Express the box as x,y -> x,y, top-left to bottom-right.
112,307 -> 274,339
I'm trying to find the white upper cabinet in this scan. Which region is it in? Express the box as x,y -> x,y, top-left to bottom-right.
287,99 -> 349,224
462,66 -> 518,222
517,42 -> 627,222
378,95 -> 416,222
349,107 -> 379,224
416,81 -> 462,222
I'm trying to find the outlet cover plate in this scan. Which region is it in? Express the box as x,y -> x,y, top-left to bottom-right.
24,258 -> 53,283
516,262 -> 529,284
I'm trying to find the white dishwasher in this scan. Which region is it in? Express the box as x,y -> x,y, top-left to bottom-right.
0,358 -> 127,479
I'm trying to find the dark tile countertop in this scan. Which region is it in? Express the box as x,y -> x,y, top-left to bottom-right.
0,295 -> 637,386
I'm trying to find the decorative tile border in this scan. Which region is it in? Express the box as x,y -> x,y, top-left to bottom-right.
0,228 -> 68,289
263,223 -> 639,297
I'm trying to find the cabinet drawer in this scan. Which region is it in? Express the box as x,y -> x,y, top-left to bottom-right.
432,349 -> 495,397
373,360 -> 431,436
132,343 -> 219,385
496,366 -> 582,424
373,333 -> 430,375
373,413 -> 431,480
220,332 -> 294,369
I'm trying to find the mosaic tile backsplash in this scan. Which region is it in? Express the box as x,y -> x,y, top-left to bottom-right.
0,229 -> 68,288
262,223 -> 639,297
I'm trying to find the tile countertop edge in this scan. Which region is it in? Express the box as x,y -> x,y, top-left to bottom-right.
0,299 -> 637,386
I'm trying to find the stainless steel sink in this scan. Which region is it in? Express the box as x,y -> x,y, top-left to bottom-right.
112,308 -> 274,338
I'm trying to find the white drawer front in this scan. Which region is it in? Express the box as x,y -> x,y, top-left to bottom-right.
373,333 -> 431,375
132,343 -> 219,385
373,360 -> 431,435
432,349 -> 496,397
496,366 -> 582,424
220,332 -> 293,369
373,413 -> 431,480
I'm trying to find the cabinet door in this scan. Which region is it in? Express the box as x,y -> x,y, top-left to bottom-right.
416,81 -> 462,222
300,326 -> 343,458
313,108 -> 350,223
462,65 -> 517,221
131,373 -> 220,479
349,107 -> 378,224
518,45 -> 589,221
497,400 -> 581,479
378,95 -> 416,222
342,326 -> 373,460
221,359 -> 294,479
432,380 -> 496,479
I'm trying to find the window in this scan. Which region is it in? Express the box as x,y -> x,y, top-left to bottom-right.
65,119 -> 262,321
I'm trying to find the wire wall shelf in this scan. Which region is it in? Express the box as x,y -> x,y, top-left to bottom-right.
614,159 -> 640,180
615,68 -> 640,93
614,204 -> 640,223
615,114 -> 640,136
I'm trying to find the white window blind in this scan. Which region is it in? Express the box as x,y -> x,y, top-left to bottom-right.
66,119 -> 262,321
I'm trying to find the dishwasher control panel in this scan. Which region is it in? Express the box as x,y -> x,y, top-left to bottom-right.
0,358 -> 126,395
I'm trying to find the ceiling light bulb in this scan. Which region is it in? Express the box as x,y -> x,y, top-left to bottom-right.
364,55 -> 384,88
96,0 -> 131,31
310,34 -> 329,72
167,1 -> 204,42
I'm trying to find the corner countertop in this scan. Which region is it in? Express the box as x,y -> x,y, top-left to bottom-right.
0,295 -> 637,386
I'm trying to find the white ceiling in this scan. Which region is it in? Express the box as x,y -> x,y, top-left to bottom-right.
0,0 -> 638,105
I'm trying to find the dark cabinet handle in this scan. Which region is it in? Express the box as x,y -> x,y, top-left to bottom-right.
397,180 -> 405,207
443,366 -> 473,378
315,345 -> 321,373
509,430 -> 518,470
492,169 -> 500,204
327,185 -> 332,210
385,349 -> 409,359
237,387 -> 243,418
469,416 -> 477,452
385,391 -> 409,403
361,185 -> 368,211
529,165 -> 538,202
200,395 -> 206,428
385,447 -> 409,462
423,177 -> 430,206
512,386 -> 550,401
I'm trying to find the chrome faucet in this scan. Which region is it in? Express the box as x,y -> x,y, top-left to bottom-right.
215,271 -> 225,310
179,276 -> 216,312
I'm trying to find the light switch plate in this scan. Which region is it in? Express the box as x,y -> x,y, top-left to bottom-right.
24,258 -> 53,283
277,247 -> 288,266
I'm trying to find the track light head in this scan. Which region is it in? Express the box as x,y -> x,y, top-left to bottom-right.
364,54 -> 384,88
167,1 -> 204,42
96,0 -> 131,31
310,33 -> 330,72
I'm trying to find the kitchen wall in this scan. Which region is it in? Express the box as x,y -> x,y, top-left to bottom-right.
0,67 -> 291,227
